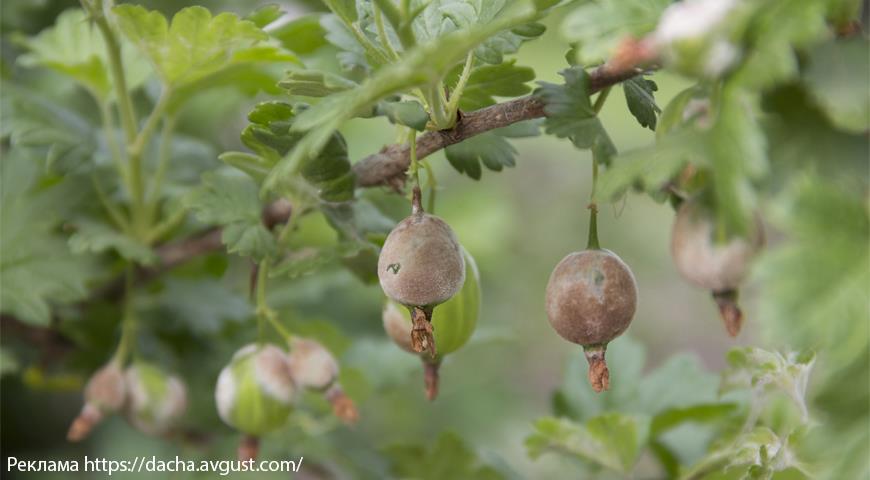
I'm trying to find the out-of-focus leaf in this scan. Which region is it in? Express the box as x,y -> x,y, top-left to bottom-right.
279,70 -> 357,97
561,0 -> 670,64
622,76 -> 660,131
0,153 -> 95,325
68,220 -> 156,265
17,9 -> 151,100
683,427 -> 810,479
803,37 -> 870,133
385,430 -> 506,480
184,170 -> 276,260
536,67 -> 616,165
156,278 -> 250,334
753,178 -> 869,373
1,85 -> 99,174
246,4 -> 283,28
270,242 -> 368,279
270,14 -> 329,55
525,414 -> 649,474
729,0 -> 829,90
373,100 -> 429,131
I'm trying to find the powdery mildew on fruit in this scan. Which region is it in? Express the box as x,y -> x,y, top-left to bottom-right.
286,338 -> 338,391
671,201 -> 762,292
378,212 -> 465,308
545,249 -> 638,346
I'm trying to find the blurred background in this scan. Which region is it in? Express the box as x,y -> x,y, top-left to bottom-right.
0,1 -> 823,479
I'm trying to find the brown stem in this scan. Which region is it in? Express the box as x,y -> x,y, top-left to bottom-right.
237,434 -> 259,462
712,289 -> 743,337
326,384 -> 359,424
4,57 -> 652,356
411,185 -> 423,215
410,307 -> 436,358
583,345 -> 610,393
423,359 -> 441,401
353,61 -> 650,188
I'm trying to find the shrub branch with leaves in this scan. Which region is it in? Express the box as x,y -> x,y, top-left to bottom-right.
1,0 -> 867,478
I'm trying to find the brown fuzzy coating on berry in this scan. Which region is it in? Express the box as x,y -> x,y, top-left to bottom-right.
325,384 -> 359,424
67,362 -> 127,442
671,201 -> 763,292
545,249 -> 638,347
377,212 -> 465,309
286,338 -> 339,392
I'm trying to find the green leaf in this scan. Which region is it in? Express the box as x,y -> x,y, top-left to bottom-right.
246,4 -> 283,28
803,38 -> 870,133
650,404 -> 738,437
185,170 -> 276,261
536,67 -> 616,164
0,152 -> 94,325
220,223 -> 276,260
594,130 -> 701,202
445,131 -> 516,180
525,414 -> 649,474
270,242 -> 367,279
1,85 -> 99,174
68,220 -> 156,265
622,76 -> 660,131
262,0 -> 541,193
561,0 -> 670,64
278,70 -> 357,97
269,14 -> 329,55
374,100 -> 430,131
113,5 -> 297,104
17,9 -> 151,101
729,0 -> 829,90
414,1 -> 545,64
684,427 -> 806,479
384,431 -> 506,480
156,278 -> 250,333
452,60 -> 535,111
231,101 -> 355,201
753,179 -> 869,372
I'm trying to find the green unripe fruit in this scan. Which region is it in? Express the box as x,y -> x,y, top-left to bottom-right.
382,249 -> 481,359
545,249 -> 638,393
215,344 -> 296,436
124,363 -> 187,436
382,249 -> 480,400
378,188 -> 465,357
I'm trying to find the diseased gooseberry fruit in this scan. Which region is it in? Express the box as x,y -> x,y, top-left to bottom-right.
123,363 -> 187,436
286,338 -> 358,424
545,249 -> 638,393
215,344 -> 296,460
382,248 -> 480,400
67,361 -> 127,442
671,199 -> 763,336
378,187 -> 465,357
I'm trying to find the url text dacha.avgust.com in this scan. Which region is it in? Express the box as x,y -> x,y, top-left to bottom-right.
7,456 -> 303,476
